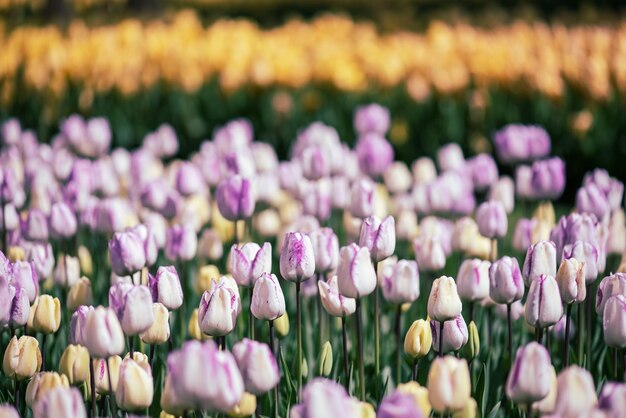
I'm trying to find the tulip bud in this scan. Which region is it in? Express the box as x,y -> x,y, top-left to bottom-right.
378,391 -> 424,418
11,260 -> 38,303
251,273 -> 286,321
404,319 -> 432,359
359,215 -> 396,262
185,308 -> 207,340
141,303 -> 171,345
232,339 -> 279,395
456,259 -> 490,302
59,344 -> 90,385
67,277 -> 93,311
109,229 -> 146,276
33,386 -> 87,418
522,240 -> 557,286
301,358 -> 308,378
228,392 -> 257,418
116,357 -> 154,411
359,401 -> 376,418
427,356 -> 471,412
230,242 -> 272,287
216,175 -> 256,221
309,228 -> 339,274
431,314 -> 468,354
554,366 -> 598,417
3,336 -> 41,380
77,246 -> 93,276
563,240 -> 598,282
31,295 -> 61,334
197,229 -> 224,261
336,244 -> 376,299
198,277 -> 241,336
69,305 -> 92,346
413,235 -> 447,272
381,259 -> 420,304
603,295 -> 626,348
349,178 -> 375,219
596,273 -> 626,316
0,281 -> 30,328
274,312 -> 289,337
489,257 -> 524,305
476,201 -> 507,239
428,276 -> 462,322
108,283 -> 155,336
93,356 -> 122,394
460,321 -> 480,361
290,378 -> 361,417
165,224 -> 198,262
505,342 -> 552,404
395,382 -> 431,416
525,274 -> 563,329
318,341 -> 333,377
149,266 -> 183,311
556,258 -> 586,305
279,232 -> 315,282
49,201 -> 77,240
82,307 -> 125,358
25,372 -> 69,407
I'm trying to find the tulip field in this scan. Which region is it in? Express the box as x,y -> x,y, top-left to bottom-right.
0,102 -> 624,418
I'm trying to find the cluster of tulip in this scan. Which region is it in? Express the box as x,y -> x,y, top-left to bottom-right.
2,11 -> 626,105
1,102 -> 626,418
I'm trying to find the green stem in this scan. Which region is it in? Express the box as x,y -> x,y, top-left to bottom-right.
374,263 -> 380,376
249,286 -> 255,340
356,298 -> 365,401
394,305 -> 402,385
412,358 -> 418,382
269,320 -> 278,418
577,302 -> 584,367
106,357 -> 117,418
296,281 -> 302,401
586,284 -> 592,369
507,303 -> 513,362
438,320 -> 444,357
89,356 -> 96,418
563,304 -> 571,367
341,316 -> 350,393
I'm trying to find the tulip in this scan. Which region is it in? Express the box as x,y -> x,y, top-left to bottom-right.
116,357 -> 154,411
576,183 -> 611,220
31,295 -> 61,335
82,307 -> 126,359
233,339 -> 280,395
68,305 -> 93,346
358,215 -> 396,262
529,157 -> 566,200
175,162 -> 205,196
336,244 -> 376,299
317,275 -> 356,318
525,274 -> 563,330
251,272 -> 286,321
289,378 -> 360,418
383,162 -> 412,195
0,281 -> 30,328
141,303 -> 171,345
413,235 -> 447,271
25,242 -> 54,280
131,223 -> 159,267
431,315 -> 469,354
427,356 -> 471,412
309,228 -> 339,274
59,345 -> 90,385
109,283 -> 155,336
300,144 -> 331,180
563,240 -> 599,282
607,209 -> 626,255
512,218 -> 536,251
355,133 -> 394,177
437,143 -> 465,173
394,382 -> 431,417
11,260 -> 38,303
67,277 -> 93,311
197,228 -> 224,261
0,405 -> 19,418
77,246 -> 93,276
602,295 -> 626,348
48,201 -> 77,240
349,178 -> 375,219
522,240 -> 557,286
165,224 -> 198,262
228,392 -> 257,418
22,209 -> 49,242
198,277 -> 240,336
33,386 -> 87,418
354,103 -> 390,135
216,175 -> 256,221
505,342 -> 552,404
3,336 -> 41,380
489,257 -> 524,305
456,259 -> 490,304
598,382 -> 626,413
93,356 -> 122,394
475,201 -> 507,239
596,273 -> 626,316
493,124 -> 551,163
404,319 -> 432,364
230,242 -> 272,287
428,276 -> 462,322
25,372 -> 69,407
378,391 -> 424,418
149,266 -> 184,311
554,366 -> 598,417
557,258 -> 586,305
467,153 -> 498,191
381,260 -> 420,304
488,176 -> 515,214
53,254 -> 80,288
109,230 -> 146,277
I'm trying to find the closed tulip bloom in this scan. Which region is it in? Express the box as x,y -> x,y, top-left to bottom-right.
355,133 -> 394,177
23,209 -> 49,242
251,273 -> 285,321
116,357 -> 154,411
130,224 -> 159,267
607,210 -> 626,255
3,336 -> 41,380
596,273 -> 626,316
0,280 -> 30,328
529,157 -> 566,200
384,162 -> 413,194
109,230 -> 146,276
165,224 -> 198,262
109,283 -> 155,336
228,392 -> 257,418
24,242 -> 54,280
556,258 -> 586,305
505,342 -> 552,404
175,162 -> 205,196
309,228 -> 339,274
427,356 -> 471,412
336,244 -> 376,299
49,201 -> 77,239
598,382 -> 626,413
59,344 -> 90,385
576,183 -> 610,220
404,319 -> 432,359
456,259 -> 490,302
354,103 -> 390,135
141,303 -> 170,345
300,145 -> 331,180
460,321 -> 480,361
53,255 -> 80,287
69,305 -> 93,346
216,175 -> 256,221
149,266 -> 184,311
198,278 -> 240,336
378,391 -> 425,418
563,241 -> 598,282
82,306 -> 125,358
603,295 -> 626,348
230,242 -> 272,287
31,295 -> 61,334
525,275 -> 563,329
428,276 -> 462,322
359,215 -> 396,262
349,178 -> 375,219
318,275 -> 356,317
93,356 -> 122,394
26,372 -> 70,407
522,240 -> 557,286
489,257 -> 524,305
475,201 -> 507,239
413,235 -> 447,271
33,386 -> 86,418
554,366 -> 598,417
197,229 -> 224,261
279,232 -> 315,282
488,176 -> 515,214
437,143 -> 465,173
381,260 -> 420,304
233,339 -> 280,395
0,405 -> 19,418
290,378 -> 361,418
512,218 -> 536,252
431,314 -> 468,354
11,260 -> 38,303
67,277 -> 93,311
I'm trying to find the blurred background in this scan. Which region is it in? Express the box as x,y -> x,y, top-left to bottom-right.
1,0 -> 626,201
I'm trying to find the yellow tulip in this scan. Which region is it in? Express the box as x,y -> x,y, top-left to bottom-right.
3,336 -> 41,380
78,245 -> 93,276
228,392 -> 257,417
7,246 -> 25,262
397,382 -> 432,417
404,319 -> 432,359
197,265 -> 220,293
141,303 -> 170,345
318,341 -> 333,377
67,277 -> 93,311
31,295 -> 61,334
274,312 -> 289,337
188,308 -> 209,341
25,372 -> 69,407
116,357 -> 154,411
93,355 -> 122,394
427,356 -> 471,413
59,344 -> 90,384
